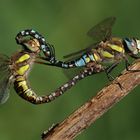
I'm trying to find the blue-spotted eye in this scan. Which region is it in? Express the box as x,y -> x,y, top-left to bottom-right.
124,38 -> 138,54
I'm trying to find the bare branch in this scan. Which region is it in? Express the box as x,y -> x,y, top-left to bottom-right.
42,60 -> 140,140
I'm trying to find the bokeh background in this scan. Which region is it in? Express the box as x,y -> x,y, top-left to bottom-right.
0,0 -> 140,140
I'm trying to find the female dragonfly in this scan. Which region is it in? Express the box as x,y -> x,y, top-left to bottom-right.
0,29 -> 59,104
0,29 -> 102,105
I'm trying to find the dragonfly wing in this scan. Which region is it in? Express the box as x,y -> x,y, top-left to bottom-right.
0,54 -> 11,104
87,17 -> 116,42
0,78 -> 10,104
63,42 -> 99,59
63,17 -> 116,59
62,17 -> 116,78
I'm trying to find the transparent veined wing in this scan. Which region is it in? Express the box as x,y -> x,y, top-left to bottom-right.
0,54 -> 11,104
63,42 -> 99,59
0,78 -> 11,104
63,17 -> 116,59
62,17 -> 116,79
87,17 -> 116,41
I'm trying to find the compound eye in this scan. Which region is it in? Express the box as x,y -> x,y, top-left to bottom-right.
136,39 -> 140,50
23,39 -> 40,53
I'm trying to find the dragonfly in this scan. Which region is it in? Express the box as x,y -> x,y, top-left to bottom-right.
1,16 -> 139,105
38,17 -> 140,79
0,29 -> 54,104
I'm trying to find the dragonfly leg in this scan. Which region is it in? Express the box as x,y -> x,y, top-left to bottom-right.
105,62 -> 119,81
124,56 -> 131,71
36,56 -> 77,69
124,57 -> 140,72
35,56 -> 61,67
105,62 -> 123,89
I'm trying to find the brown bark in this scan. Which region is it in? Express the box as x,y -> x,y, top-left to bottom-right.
42,60 -> 140,140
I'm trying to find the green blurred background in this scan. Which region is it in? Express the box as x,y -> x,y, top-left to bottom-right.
0,0 -> 140,140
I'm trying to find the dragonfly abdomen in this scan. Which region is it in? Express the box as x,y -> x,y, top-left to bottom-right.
74,53 -> 95,67
11,51 -> 41,103
14,76 -> 50,104
60,53 -> 98,68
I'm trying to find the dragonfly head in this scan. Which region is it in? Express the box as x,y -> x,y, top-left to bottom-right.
124,38 -> 140,55
22,38 -> 41,53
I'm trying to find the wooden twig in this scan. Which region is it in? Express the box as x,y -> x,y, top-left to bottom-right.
42,60 -> 140,140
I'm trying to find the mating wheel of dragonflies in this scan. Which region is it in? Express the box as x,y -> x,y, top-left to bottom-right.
1,17 -> 140,105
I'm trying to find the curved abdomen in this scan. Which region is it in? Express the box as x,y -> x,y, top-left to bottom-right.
12,52 -> 66,104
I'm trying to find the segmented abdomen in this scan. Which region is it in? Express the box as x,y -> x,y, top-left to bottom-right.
12,52 -> 41,104
12,52 -> 71,104
14,76 -> 52,104
54,52 -> 99,68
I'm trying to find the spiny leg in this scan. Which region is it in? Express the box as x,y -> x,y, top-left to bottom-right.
105,62 -> 119,81
105,62 -> 123,89
124,56 -> 131,71
125,57 -> 140,72
35,56 -> 76,68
